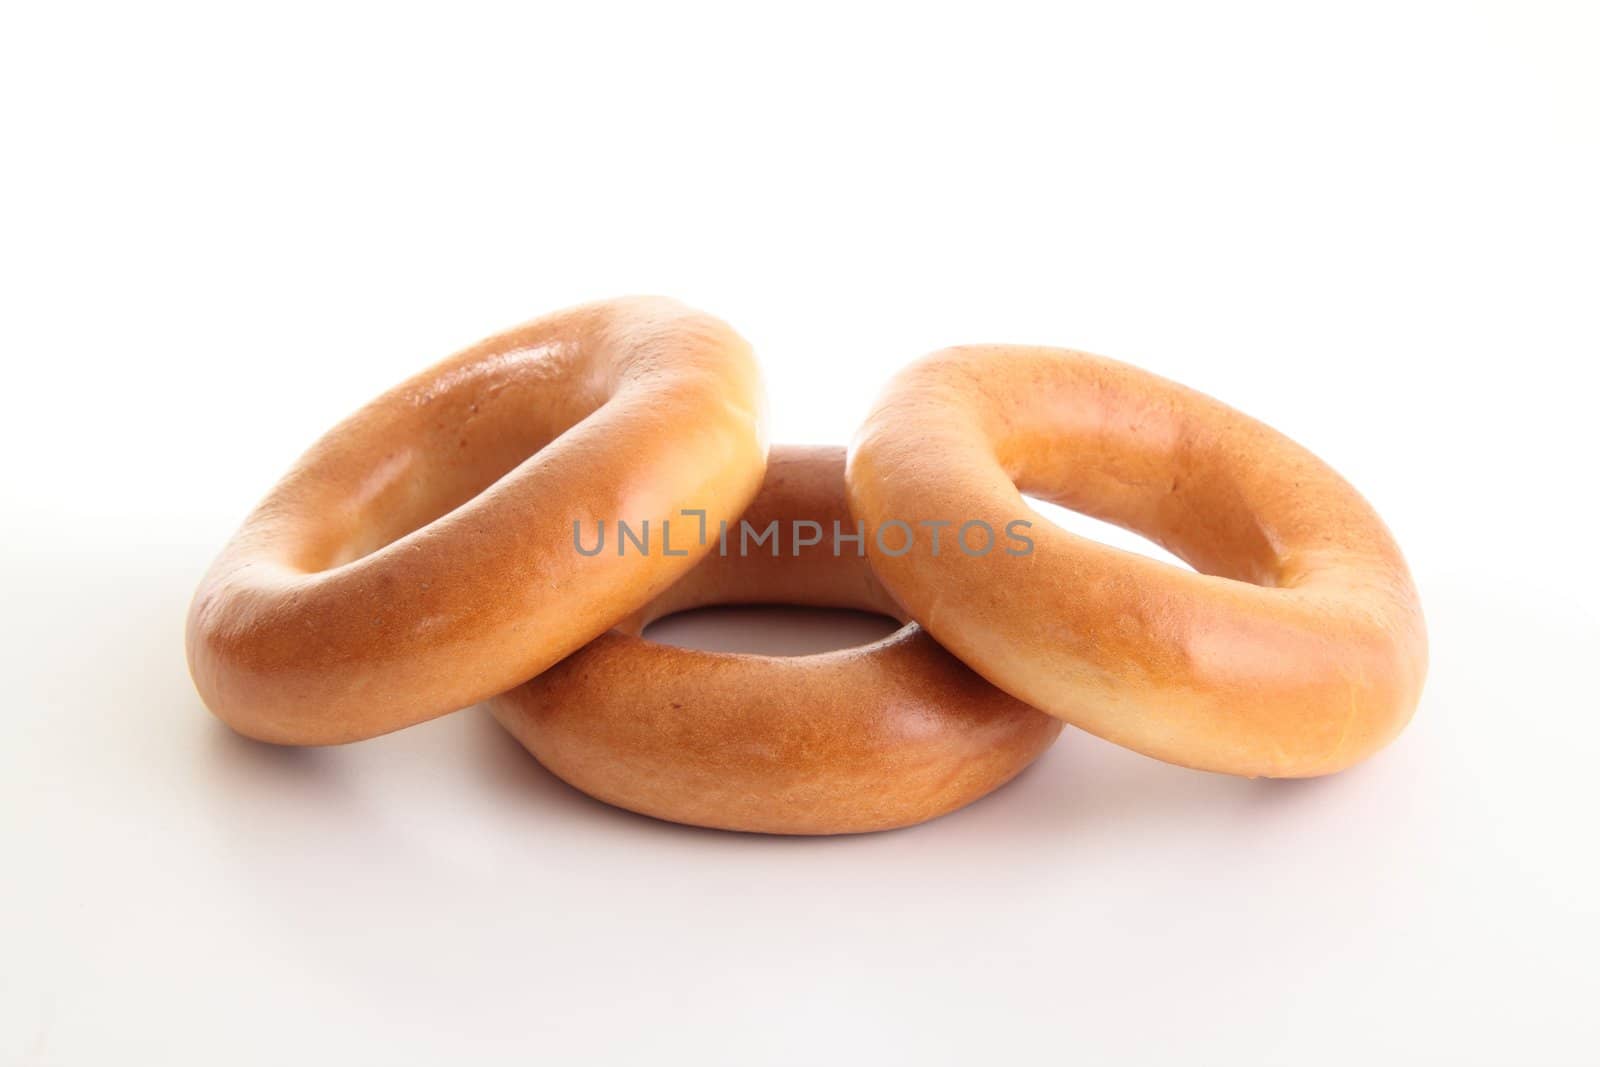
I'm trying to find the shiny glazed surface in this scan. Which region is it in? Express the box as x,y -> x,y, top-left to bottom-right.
490,446 -> 1063,834
847,346 -> 1427,778
187,297 -> 768,744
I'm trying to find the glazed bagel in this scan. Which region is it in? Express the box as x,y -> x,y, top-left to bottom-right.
847,347 -> 1427,779
188,297 -> 767,745
490,446 -> 1063,835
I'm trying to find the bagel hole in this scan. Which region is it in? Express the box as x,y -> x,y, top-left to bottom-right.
1021,495 -> 1195,571
642,605 -> 902,656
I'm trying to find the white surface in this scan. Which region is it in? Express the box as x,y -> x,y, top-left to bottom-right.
3,2 -> 1598,1064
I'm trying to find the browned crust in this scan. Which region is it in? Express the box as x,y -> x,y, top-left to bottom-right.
187,296 -> 768,744
847,346 -> 1428,778
489,446 -> 1063,834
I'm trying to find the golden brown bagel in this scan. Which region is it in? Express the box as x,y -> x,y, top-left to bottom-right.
490,446 -> 1063,835
847,346 -> 1427,779
188,297 -> 767,745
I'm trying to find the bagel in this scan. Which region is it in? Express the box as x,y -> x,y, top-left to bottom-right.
847,346 -> 1427,778
489,446 -> 1063,834
187,297 -> 767,745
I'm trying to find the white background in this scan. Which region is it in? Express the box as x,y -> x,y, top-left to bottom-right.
3,2 -> 1598,1064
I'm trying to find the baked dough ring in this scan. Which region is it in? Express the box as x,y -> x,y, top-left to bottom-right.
188,297 -> 767,745
847,346 -> 1427,778
490,446 -> 1063,835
